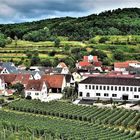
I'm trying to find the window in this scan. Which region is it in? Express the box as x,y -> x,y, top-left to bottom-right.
96,86 -> 98,90
89,85 -> 91,89
111,86 -> 113,91
96,93 -> 100,96
122,87 -> 125,91
134,87 -> 137,92
103,86 -> 106,90
85,85 -> 88,89
35,93 -> 39,95
86,93 -> 90,97
79,92 -> 83,97
107,86 -> 110,90
126,87 -> 129,91
138,88 -> 140,92
112,94 -> 117,97
119,87 -> 121,91
100,86 -> 102,90
104,93 -> 109,97
134,95 -> 139,98
130,87 -> 133,92
27,92 -> 31,95
92,85 -> 95,89
115,86 -> 117,91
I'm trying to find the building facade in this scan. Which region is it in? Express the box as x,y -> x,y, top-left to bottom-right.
79,76 -> 140,101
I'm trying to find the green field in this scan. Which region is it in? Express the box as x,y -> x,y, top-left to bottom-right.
1,99 -> 140,139
8,100 -> 140,131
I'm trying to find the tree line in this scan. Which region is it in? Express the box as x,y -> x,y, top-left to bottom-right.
1,8 -> 140,41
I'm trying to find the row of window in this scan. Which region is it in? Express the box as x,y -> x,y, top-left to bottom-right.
27,92 -> 39,96
85,85 -> 140,92
79,92 -> 139,99
96,93 -> 117,97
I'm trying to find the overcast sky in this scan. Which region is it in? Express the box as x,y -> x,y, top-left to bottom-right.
0,0 -> 140,24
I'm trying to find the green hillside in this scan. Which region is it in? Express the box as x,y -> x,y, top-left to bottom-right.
1,8 -> 140,40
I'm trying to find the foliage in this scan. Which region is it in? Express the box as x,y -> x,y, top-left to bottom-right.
0,110 -> 138,140
0,33 -> 7,47
54,38 -> 60,47
63,87 -> 77,99
23,27 -> 51,42
8,99 -> 140,131
1,8 -> 140,41
113,50 -> 125,61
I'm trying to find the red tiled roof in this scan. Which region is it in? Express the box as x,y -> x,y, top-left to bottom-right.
114,60 -> 140,68
78,61 -> 91,67
12,74 -> 30,85
0,74 -> 17,84
94,61 -> 102,67
25,80 -> 45,91
42,74 -> 64,88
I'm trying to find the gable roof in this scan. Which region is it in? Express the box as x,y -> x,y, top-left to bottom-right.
78,61 -> 91,67
83,56 -> 98,62
42,74 -> 64,88
52,68 -> 63,74
94,61 -> 102,67
25,80 -> 46,91
57,62 -> 67,68
114,60 -> 140,69
0,74 -> 17,84
1,62 -> 19,74
12,74 -> 30,85
79,76 -> 140,86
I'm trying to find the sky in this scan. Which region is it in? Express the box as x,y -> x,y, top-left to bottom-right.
0,0 -> 140,24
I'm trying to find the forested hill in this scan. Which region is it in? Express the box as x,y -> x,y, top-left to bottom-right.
1,8 -> 140,41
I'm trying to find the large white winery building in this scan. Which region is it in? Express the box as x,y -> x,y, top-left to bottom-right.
78,76 -> 140,101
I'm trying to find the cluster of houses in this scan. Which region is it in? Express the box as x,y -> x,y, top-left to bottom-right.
0,55 -> 140,102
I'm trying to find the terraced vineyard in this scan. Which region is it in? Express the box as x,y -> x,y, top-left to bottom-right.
8,100 -> 140,130
0,110 -> 139,140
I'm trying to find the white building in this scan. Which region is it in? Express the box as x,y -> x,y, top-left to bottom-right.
78,76 -> 140,101
25,80 -> 48,100
114,61 -> 140,72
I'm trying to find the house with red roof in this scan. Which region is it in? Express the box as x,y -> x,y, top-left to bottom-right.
12,74 -> 31,87
41,74 -> 66,93
25,80 -> 48,100
114,60 -> 140,72
56,62 -> 69,74
77,55 -> 102,71
83,55 -> 98,62
0,74 -> 17,87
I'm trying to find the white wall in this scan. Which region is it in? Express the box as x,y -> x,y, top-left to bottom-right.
25,82 -> 48,100
34,72 -> 41,80
78,83 -> 140,101
0,79 -> 5,90
114,67 -> 126,72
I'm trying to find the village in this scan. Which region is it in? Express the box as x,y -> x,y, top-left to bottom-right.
0,54 -> 140,110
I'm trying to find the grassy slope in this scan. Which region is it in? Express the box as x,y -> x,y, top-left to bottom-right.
1,35 -> 140,64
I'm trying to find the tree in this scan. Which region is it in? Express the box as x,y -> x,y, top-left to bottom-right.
11,83 -> 25,97
14,36 -> 18,47
63,87 -> 77,100
0,33 -> 7,47
99,37 -> 109,43
54,38 -> 60,47
113,50 -> 125,60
